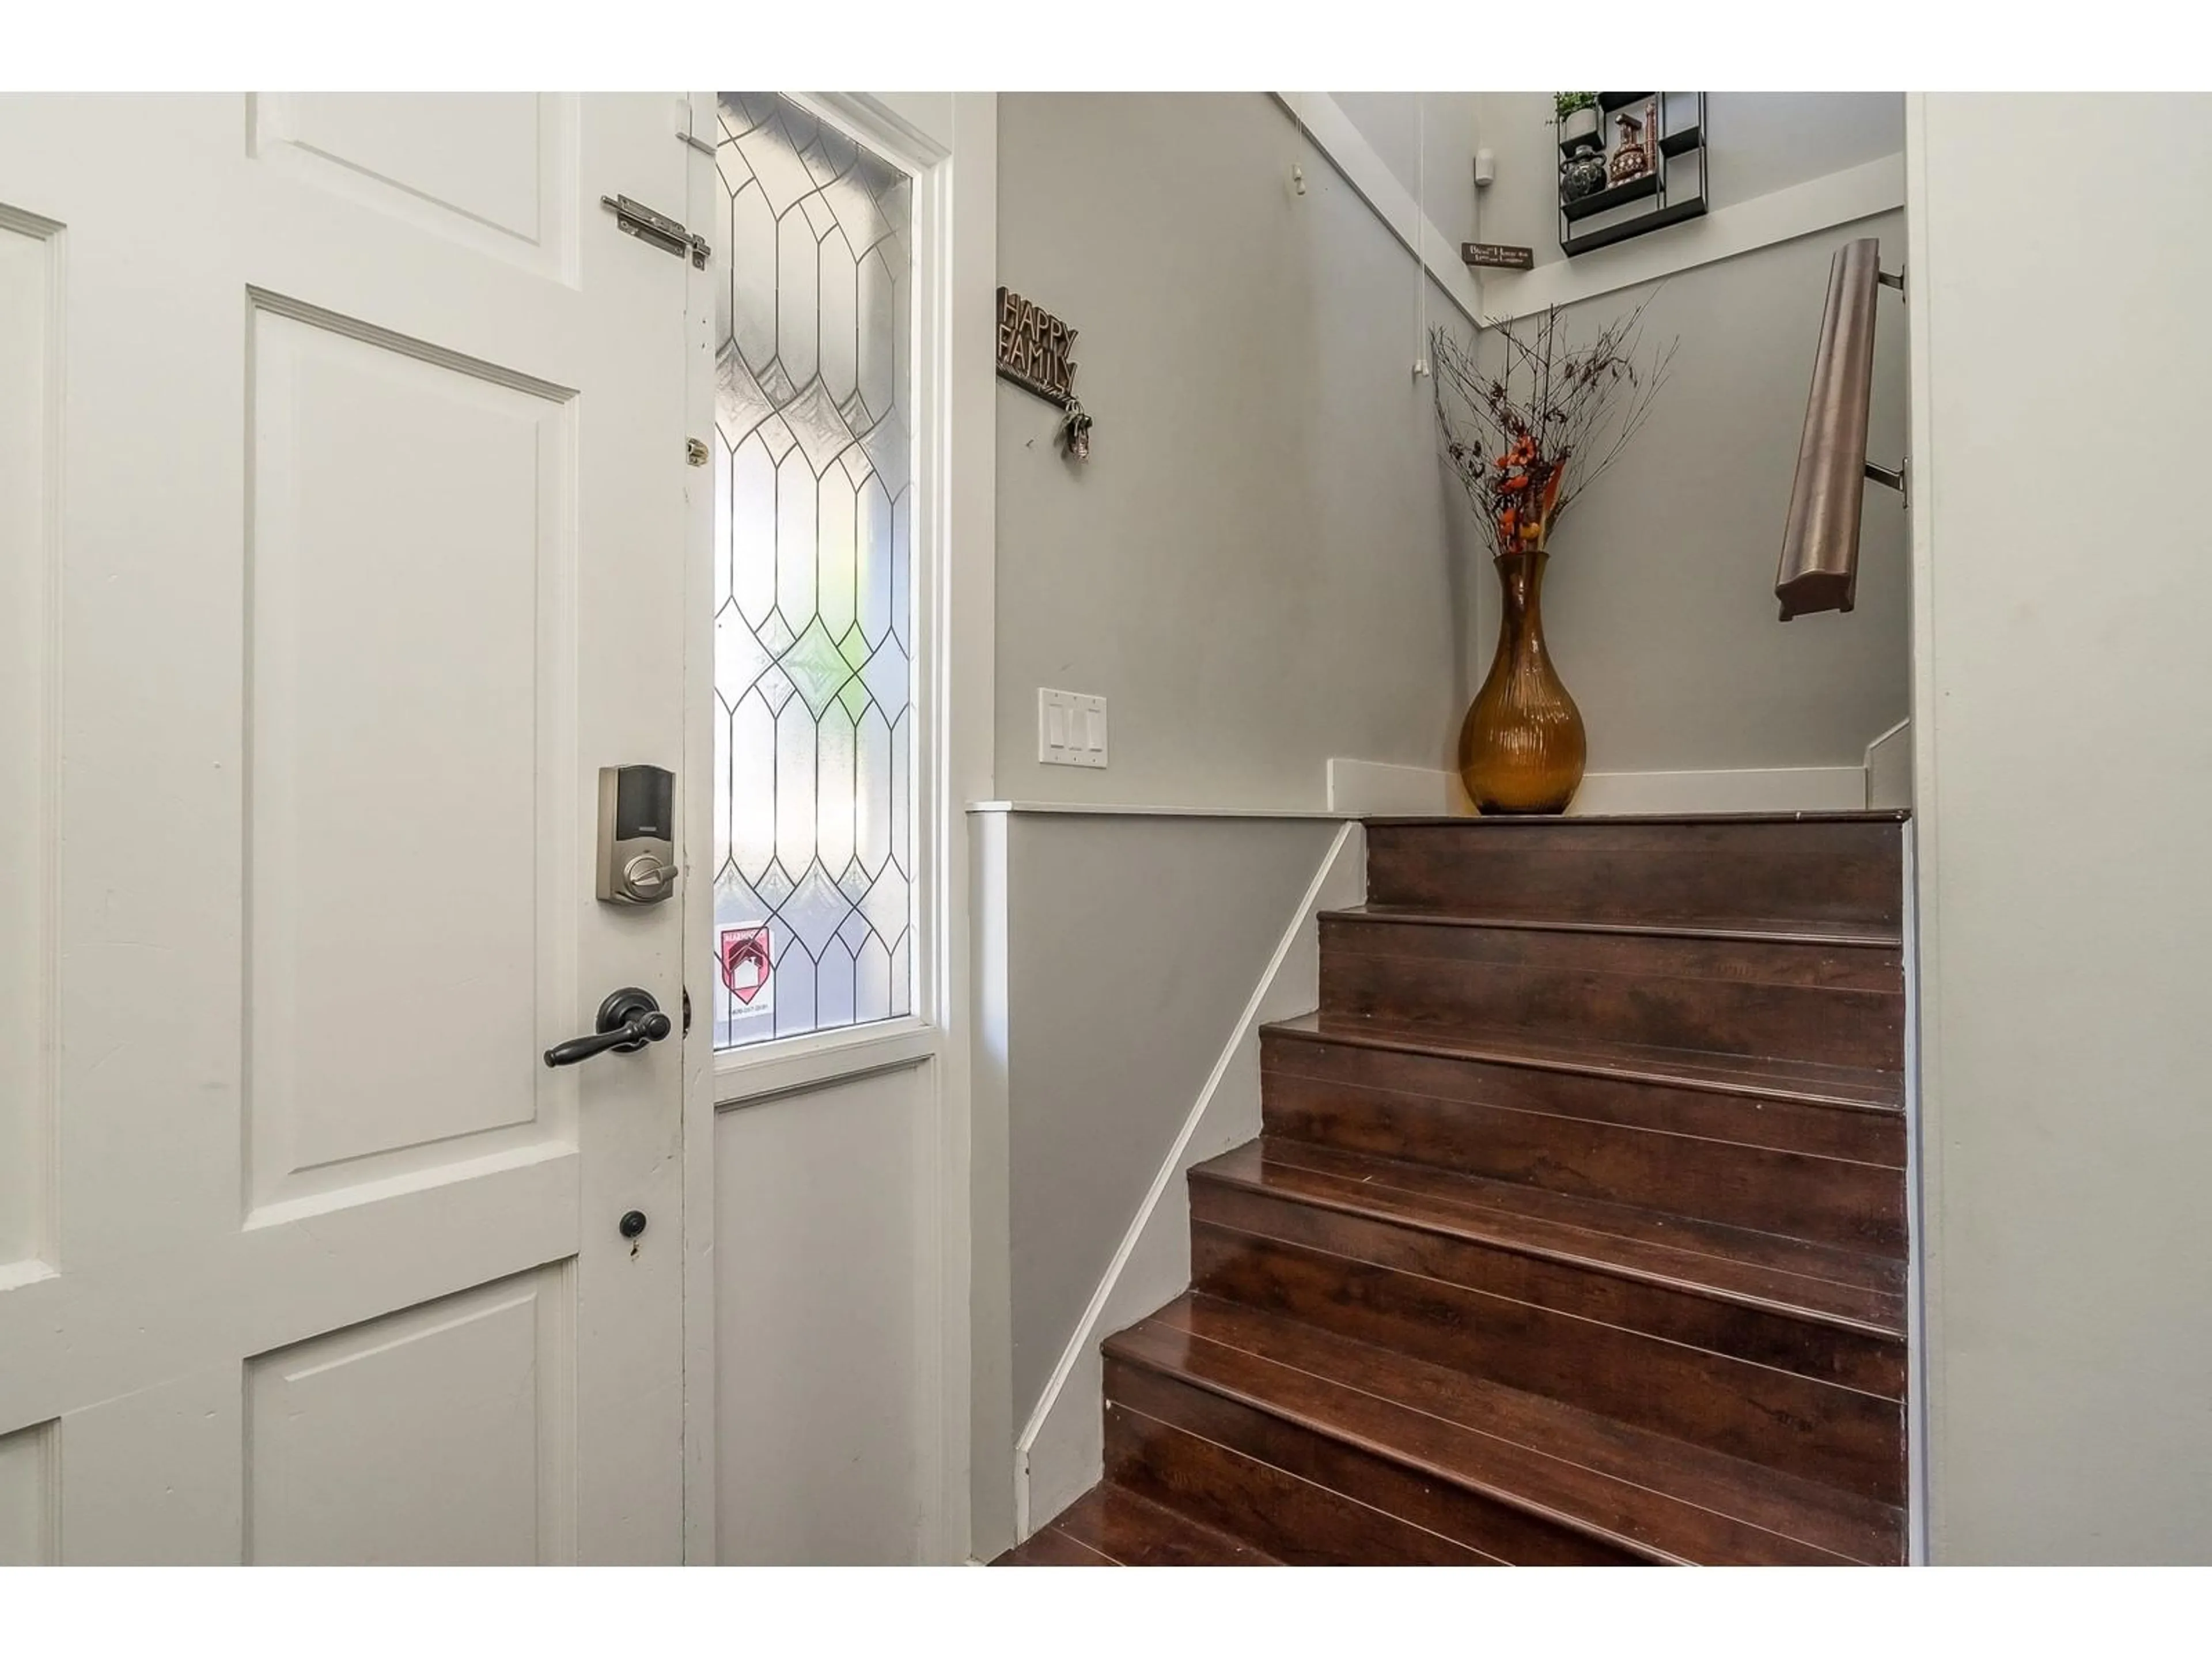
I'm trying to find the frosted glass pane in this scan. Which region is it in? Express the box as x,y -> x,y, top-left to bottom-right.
713,92 -> 915,1050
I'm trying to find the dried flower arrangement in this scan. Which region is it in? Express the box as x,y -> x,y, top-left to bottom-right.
1429,296 -> 1678,560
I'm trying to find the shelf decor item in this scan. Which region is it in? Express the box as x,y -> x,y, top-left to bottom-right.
1557,92 -> 1707,258
1562,146 -> 1610,204
1555,90 -> 1600,149
1608,104 -> 1653,184
1429,300 -> 1678,813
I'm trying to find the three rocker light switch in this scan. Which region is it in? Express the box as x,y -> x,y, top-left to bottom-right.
1038,688 -> 1108,768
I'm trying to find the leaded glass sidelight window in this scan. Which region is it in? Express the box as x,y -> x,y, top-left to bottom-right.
711,93 -> 915,1051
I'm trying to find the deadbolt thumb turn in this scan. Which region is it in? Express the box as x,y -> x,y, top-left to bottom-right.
544,987 -> 673,1068
597,764 -> 679,906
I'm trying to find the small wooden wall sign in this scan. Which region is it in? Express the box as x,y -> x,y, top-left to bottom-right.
996,287 -> 1077,407
1461,241 -> 1535,271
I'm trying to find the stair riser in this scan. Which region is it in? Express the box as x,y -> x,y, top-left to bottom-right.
1320,918 -> 1904,1069
1195,1180 -> 1902,1393
1105,1359 -> 1643,1566
1112,1309 -> 1893,1563
1104,1399 -> 1498,1566
1365,819 -> 1905,930
1262,1041 -> 1905,1253
1192,1215 -> 1906,1506
1263,1029 -> 1904,1164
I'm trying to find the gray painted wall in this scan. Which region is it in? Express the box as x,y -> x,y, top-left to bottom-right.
1325,90 -> 1486,246
995,93 -> 1479,811
1913,94 -> 2212,1563
1482,213 -> 1912,775
998,814 -> 1339,1423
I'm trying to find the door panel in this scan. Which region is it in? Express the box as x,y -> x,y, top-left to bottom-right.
55,1368 -> 237,1565
243,300 -> 577,1211
244,1263 -> 574,1565
713,1064 -> 937,1565
249,92 -> 577,277
0,93 -> 691,1563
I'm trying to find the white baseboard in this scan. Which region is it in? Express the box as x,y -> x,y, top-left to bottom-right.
1327,758 -> 1869,818
1325,757 -> 1465,817
1012,820 -> 1366,1539
1865,718 -> 1912,810
1570,765 -> 1868,816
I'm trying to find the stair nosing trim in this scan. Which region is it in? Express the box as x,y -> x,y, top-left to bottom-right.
1319,940 -> 1909,1006
1261,1019 -> 1906,1116
1321,907 -> 1904,950
1190,1165 -> 1908,1347
1108,1329 -> 1879,1566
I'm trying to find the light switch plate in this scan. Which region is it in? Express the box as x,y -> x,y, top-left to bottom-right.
1038,688 -> 1108,768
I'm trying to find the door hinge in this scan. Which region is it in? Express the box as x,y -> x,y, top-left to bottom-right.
687,437 -> 710,467
600,194 -> 711,268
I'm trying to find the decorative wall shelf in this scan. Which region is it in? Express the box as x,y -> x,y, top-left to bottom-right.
1558,91 -> 1707,259
1560,171 -> 1660,224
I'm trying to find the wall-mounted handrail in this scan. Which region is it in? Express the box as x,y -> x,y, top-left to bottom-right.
1777,237 -> 1904,620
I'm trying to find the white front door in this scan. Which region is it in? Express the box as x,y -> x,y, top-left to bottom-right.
0,93 -> 695,1563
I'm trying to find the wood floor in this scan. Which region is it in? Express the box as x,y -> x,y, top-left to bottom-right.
999,812 -> 1911,1567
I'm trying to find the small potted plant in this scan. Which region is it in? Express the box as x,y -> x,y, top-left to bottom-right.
1556,92 -> 1600,151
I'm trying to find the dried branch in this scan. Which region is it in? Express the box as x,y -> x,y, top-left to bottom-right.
1430,292 -> 1677,558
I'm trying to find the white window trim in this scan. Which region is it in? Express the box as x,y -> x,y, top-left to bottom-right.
713,1015 -> 936,1110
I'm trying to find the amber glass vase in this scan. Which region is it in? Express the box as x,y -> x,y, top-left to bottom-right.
1458,550 -> 1587,814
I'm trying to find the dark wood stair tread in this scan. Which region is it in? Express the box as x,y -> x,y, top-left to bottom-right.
1194,1137 -> 1906,1338
1109,1294 -> 1904,1565
1330,903 -> 1903,950
996,1480 -> 1281,1566
993,1524 -> 1116,1565
1266,1010 -> 1904,1115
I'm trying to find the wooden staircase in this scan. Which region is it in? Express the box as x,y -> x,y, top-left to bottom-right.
998,812 -> 1911,1567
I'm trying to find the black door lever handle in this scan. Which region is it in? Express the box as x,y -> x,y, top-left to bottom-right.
545,987 -> 673,1067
